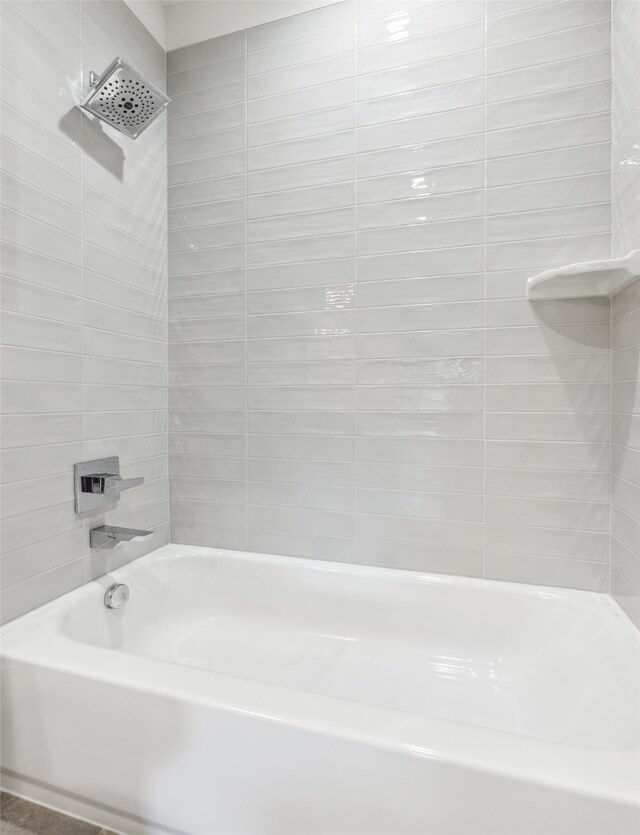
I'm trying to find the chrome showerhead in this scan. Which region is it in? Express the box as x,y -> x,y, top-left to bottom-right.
80,57 -> 170,139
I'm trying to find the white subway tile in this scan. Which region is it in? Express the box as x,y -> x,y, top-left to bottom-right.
484,552 -> 608,591
486,353 -> 610,384
168,56 -> 246,96
358,190 -> 483,229
249,528 -> 355,563
487,52 -> 611,103
248,434 -> 355,461
357,245 -> 484,281
358,437 -> 483,467
249,410 -> 354,436
248,232 -> 355,267
1,558 -> 85,624
486,468 -> 609,502
248,504 -> 354,537
487,81 -> 611,132
358,461 -> 483,494
1,528 -> 84,588
248,52 -> 355,99
248,359 -> 355,386
358,21 -> 484,75
169,80 -> 245,119
356,512 -> 481,550
170,410 -> 245,434
249,105 -> 355,148
169,222 -> 245,253
170,104 -> 245,141
248,258 -> 355,291
357,384 -> 483,412
249,79 -> 355,123
249,458 -> 355,486
358,78 -> 483,127
487,21 -> 610,75
485,440 -> 610,471
486,412 -> 609,442
358,162 -> 484,204
485,523 -> 609,561
262,310 -> 334,343
1,276 -> 82,325
1,380 -> 82,415
169,127 -> 246,164
358,49 -> 484,101
249,27 -> 354,75
356,301 -> 483,333
487,1 -> 610,47
248,130 -> 355,172
356,355 -> 483,382
355,538 -> 483,577
1,311 -> 82,354
171,477 -> 246,505
358,487 -> 483,522
249,156 -> 355,194
487,142 -> 611,186
169,174 -> 246,207
358,274 -> 483,307
358,105 -> 484,153
249,207 -> 355,243
249,480 -> 355,512
1,413 -> 82,448
487,112 -> 611,159
249,182 -> 355,220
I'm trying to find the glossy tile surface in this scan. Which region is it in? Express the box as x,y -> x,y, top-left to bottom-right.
0,0 -> 169,623
167,0 -> 613,591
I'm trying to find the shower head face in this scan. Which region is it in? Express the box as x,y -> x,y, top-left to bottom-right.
81,58 -> 170,139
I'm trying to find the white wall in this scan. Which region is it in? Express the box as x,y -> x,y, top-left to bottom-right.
0,0 -> 169,622
167,0 -> 613,591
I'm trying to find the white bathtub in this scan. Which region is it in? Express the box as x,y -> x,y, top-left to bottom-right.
1,544 -> 639,835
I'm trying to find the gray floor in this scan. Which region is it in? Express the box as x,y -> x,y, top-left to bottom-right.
0,793 -> 116,835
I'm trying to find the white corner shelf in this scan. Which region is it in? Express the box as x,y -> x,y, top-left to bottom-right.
527,249 -> 640,301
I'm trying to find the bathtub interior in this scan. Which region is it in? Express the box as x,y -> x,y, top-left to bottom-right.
58,548 -> 640,751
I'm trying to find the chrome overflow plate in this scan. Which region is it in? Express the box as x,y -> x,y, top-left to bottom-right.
104,583 -> 130,609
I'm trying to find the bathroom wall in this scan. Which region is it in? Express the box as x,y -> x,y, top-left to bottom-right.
0,0 -> 169,622
165,0 -> 344,50
610,0 -> 640,627
168,0 -> 613,590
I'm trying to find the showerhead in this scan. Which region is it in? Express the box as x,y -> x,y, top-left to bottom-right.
80,57 -> 170,139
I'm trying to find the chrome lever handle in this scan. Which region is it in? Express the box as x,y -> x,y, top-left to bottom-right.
80,473 -> 144,495
104,475 -> 144,495
75,457 -> 144,513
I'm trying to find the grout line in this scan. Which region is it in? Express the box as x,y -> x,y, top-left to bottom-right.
244,27 -> 249,552
79,31 -> 88,581
354,0 -> 359,560
610,0 -> 617,600
482,0 -> 487,580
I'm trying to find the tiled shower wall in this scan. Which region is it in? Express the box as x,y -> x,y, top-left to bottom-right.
168,0 -> 613,591
610,0 -> 640,627
0,0 -> 169,623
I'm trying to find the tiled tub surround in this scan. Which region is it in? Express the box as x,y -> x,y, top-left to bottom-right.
0,0 -> 169,623
168,0 -> 613,590
610,0 -> 640,628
